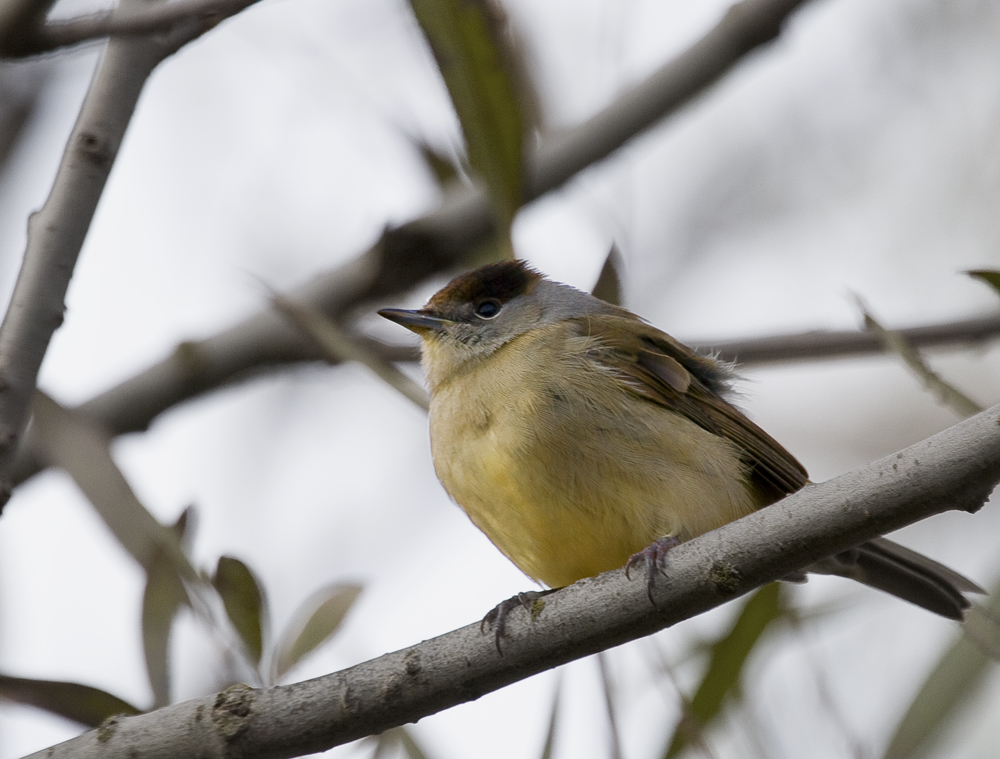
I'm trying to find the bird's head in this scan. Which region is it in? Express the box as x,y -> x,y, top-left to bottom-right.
379,260 -> 613,390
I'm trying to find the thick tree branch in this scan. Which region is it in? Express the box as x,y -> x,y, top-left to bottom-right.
0,5 -> 229,507
0,0 -> 813,491
29,404 -> 1000,759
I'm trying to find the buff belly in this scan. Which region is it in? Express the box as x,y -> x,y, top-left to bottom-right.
427,327 -> 758,589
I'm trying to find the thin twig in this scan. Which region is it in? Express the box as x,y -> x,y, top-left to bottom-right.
703,313 -> 1000,365
35,0 -> 263,55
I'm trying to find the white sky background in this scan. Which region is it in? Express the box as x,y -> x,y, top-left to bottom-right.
1,0 -> 1000,757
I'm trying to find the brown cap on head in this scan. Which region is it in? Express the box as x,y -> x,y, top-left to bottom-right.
426,260 -> 542,313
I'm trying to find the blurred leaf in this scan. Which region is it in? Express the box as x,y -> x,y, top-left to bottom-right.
142,507 -> 194,707
963,605 -> 1000,661
274,583 -> 363,680
418,142 -> 459,186
538,674 -> 561,759
29,392 -> 199,582
271,293 -> 430,411
857,299 -> 982,418
596,652 -> 623,759
965,269 -> 1000,297
664,583 -> 785,759
369,726 -> 433,759
0,674 -> 141,728
592,245 -> 623,306
408,0 -> 525,245
369,732 -> 393,759
212,556 -> 267,665
398,726 -> 432,759
883,583 -> 1000,759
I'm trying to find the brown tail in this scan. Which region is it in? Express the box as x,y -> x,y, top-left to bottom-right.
805,537 -> 984,620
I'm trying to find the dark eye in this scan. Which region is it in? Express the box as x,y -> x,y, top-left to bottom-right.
474,300 -> 501,319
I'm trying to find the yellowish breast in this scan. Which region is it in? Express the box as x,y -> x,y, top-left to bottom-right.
427,323 -> 757,588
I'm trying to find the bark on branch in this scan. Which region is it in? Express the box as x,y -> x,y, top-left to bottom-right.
28,403 -> 1000,759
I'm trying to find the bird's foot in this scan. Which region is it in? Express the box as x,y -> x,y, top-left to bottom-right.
626,535 -> 681,603
481,589 -> 559,654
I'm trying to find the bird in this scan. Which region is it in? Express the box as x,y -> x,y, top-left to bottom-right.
379,259 -> 981,625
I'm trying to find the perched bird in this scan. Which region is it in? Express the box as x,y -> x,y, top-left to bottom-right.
379,260 -> 980,619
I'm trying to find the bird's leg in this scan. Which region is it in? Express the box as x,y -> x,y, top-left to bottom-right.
626,535 -> 681,603
481,588 -> 560,654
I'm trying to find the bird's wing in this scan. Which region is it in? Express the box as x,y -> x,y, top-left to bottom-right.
575,314 -> 808,503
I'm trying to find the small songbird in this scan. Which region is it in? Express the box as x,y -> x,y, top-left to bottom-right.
380,260 -> 980,618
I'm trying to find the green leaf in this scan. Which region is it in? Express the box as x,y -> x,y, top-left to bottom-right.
592,245 -> 624,306
965,269 -> 1000,297
274,583 -> 363,680
664,583 -> 785,759
0,674 -> 141,728
212,556 -> 267,665
408,0 -> 526,242
857,298 -> 982,418
963,605 -> 1000,661
142,508 -> 194,707
882,583 -> 1000,759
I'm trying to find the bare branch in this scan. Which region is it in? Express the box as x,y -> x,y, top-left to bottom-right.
21,0 -> 264,56
29,403 -> 1000,759
0,4 -> 226,507
702,313 -> 1000,365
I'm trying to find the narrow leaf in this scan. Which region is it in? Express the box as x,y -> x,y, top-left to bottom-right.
212,556 -> 266,665
965,269 -> 1000,297
857,299 -> 982,417
271,293 -> 430,411
596,652 -> 623,759
418,142 -> 459,186
398,726 -> 433,759
29,392 -> 199,582
0,674 -> 141,728
274,583 -> 363,680
664,583 -> 785,759
538,674 -> 562,759
408,0 -> 526,243
142,507 -> 193,707
883,582 -> 1000,759
592,245 -> 623,306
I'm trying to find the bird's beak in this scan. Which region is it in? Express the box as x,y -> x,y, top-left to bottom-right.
378,308 -> 452,335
